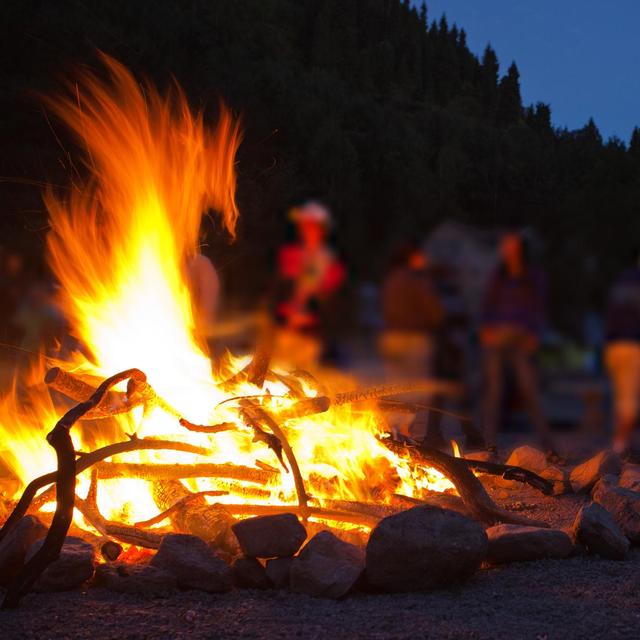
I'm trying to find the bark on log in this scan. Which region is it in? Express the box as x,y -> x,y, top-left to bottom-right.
151,480 -> 236,547
380,437 -> 548,528
2,368 -> 147,609
333,380 -> 463,406
93,461 -> 276,485
275,396 -> 331,422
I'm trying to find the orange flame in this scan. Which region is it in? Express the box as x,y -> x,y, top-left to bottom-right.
0,55 -> 451,531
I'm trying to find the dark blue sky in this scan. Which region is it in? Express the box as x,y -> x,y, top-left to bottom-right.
422,1 -> 640,142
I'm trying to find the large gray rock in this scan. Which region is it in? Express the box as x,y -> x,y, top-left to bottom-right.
486,525 -> 573,564
290,531 -> 364,598
265,556 -> 292,589
232,556 -> 271,589
365,506 -> 487,592
94,562 -> 177,594
0,516 -> 47,586
571,502 -> 629,560
27,536 -> 95,591
570,451 -> 621,493
231,513 -> 306,558
150,534 -> 232,592
620,464 -> 640,492
592,476 -> 640,542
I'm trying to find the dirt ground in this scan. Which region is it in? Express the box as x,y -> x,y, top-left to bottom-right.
2,482 -> 639,640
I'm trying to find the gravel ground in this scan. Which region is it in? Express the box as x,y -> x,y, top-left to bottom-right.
2,487 -> 639,640
2,550 -> 640,640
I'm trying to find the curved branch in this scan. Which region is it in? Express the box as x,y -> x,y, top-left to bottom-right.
380,437 -> 549,528
2,368 -> 146,609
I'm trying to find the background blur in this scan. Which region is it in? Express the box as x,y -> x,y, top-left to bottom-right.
1,0 -> 640,438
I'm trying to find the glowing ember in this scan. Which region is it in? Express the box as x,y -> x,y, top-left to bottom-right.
0,55 -> 451,534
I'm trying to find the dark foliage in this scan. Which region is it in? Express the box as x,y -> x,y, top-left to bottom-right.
1,0 -> 639,332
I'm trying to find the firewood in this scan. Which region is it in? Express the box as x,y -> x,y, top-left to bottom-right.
238,400 -> 309,510
135,489 -> 229,527
2,368 -> 147,609
151,480 -> 236,549
275,396 -> 331,421
245,314 -> 275,388
2,436 -> 210,538
179,418 -> 237,434
380,437 -> 548,528
94,461 -> 276,485
333,380 -> 463,406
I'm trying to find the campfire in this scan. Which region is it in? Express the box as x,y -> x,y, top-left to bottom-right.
0,56 -> 552,607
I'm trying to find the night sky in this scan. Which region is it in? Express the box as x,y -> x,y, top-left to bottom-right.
423,0 -> 640,142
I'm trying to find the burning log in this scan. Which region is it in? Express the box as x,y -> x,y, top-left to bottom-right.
245,315 -> 275,388
380,437 -> 548,528
333,380 -> 463,406
275,396 -> 331,422
179,418 -> 237,434
151,480 -> 237,552
135,489 -> 229,527
45,366 -> 183,422
94,461 -> 275,485
2,436 -> 210,537
2,368 -> 147,609
291,369 -> 329,397
238,400 -> 309,510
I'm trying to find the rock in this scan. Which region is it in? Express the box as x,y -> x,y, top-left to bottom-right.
486,524 -> 573,564
265,556 -> 292,589
290,531 -> 364,598
506,445 -> 549,473
231,513 -> 306,558
27,536 -> 95,591
0,516 -> 47,586
94,562 -> 177,594
592,476 -> 640,542
620,464 -> 640,492
505,446 -> 567,494
150,534 -> 232,593
570,451 -> 621,493
232,556 -> 271,589
571,502 -> 629,560
365,506 -> 487,592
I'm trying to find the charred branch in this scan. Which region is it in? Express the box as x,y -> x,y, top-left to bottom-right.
238,399 -> 309,510
380,437 -> 548,528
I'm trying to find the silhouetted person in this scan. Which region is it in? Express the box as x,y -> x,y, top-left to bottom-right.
274,201 -> 345,369
379,243 -> 444,441
480,233 -> 557,459
605,252 -> 640,460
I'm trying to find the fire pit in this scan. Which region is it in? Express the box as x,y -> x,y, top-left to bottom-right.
0,56 -> 553,608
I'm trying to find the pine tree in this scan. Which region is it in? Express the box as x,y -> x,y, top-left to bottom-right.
526,102 -> 552,135
480,44 -> 499,116
496,61 -> 522,125
629,127 -> 640,158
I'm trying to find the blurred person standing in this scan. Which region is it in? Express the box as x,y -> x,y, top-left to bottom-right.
379,243 -> 444,441
480,232 -> 558,459
274,201 -> 346,369
604,252 -> 640,460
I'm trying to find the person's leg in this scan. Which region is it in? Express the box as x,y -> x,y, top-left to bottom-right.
512,349 -> 553,451
482,348 -> 503,450
606,343 -> 640,454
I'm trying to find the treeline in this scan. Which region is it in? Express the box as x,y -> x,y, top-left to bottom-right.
1,0 -> 640,332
